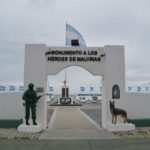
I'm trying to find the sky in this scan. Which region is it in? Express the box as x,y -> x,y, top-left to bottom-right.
0,0 -> 150,93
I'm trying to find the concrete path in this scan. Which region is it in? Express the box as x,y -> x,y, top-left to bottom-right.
39,106 -> 118,139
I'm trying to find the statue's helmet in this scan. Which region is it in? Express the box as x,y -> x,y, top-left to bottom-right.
28,83 -> 34,88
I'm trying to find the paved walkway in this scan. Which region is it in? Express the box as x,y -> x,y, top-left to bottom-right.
39,106 -> 118,139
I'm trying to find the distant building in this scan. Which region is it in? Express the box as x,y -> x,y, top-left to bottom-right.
76,93 -> 101,103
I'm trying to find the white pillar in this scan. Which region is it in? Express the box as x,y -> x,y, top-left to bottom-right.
102,45 -> 126,129
24,44 -> 47,129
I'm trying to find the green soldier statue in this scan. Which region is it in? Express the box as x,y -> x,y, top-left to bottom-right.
22,83 -> 38,125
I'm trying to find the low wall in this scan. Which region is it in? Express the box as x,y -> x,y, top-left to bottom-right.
0,93 -> 24,120
117,93 -> 150,119
1,92 -> 150,124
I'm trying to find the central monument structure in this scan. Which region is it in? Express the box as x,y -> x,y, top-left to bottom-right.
19,44 -> 135,132
59,69 -> 73,105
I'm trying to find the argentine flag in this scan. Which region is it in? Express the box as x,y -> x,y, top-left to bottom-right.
49,86 -> 54,92
66,23 -> 86,47
80,86 -> 85,92
90,87 -> 94,92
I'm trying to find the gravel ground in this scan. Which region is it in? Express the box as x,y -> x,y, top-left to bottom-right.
113,127 -> 150,139
0,128 -> 41,140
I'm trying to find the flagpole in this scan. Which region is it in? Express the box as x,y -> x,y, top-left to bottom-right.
65,22 -> 67,97
65,21 -> 67,46
47,76 -> 49,93
64,69 -> 67,97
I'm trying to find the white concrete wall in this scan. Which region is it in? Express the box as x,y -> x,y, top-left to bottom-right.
117,93 -> 150,119
24,44 -> 47,129
0,93 -> 24,120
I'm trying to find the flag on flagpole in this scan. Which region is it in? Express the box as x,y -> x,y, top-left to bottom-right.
145,87 -> 149,92
49,86 -> 54,92
137,86 -> 141,92
66,23 -> 86,47
128,86 -> 132,92
19,86 -> 24,91
80,86 -> 85,92
90,87 -> 94,92
9,85 -> 15,91
0,86 -> 6,91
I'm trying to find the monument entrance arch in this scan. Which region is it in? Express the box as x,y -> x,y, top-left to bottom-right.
22,44 -> 133,132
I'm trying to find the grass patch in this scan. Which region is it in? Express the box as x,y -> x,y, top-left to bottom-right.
130,119 -> 150,127
0,119 -> 23,128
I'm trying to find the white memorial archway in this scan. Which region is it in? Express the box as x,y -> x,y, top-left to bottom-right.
22,44 -> 135,131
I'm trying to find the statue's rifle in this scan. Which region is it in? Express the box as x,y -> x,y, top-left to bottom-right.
23,93 -> 48,106
34,93 -> 48,102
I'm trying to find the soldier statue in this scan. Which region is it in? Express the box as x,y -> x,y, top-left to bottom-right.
22,83 -> 38,125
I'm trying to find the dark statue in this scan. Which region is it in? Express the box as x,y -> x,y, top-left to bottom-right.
22,83 -> 41,125
110,101 -> 128,124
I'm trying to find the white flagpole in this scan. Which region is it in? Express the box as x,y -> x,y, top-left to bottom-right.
64,68 -> 67,97
65,22 -> 68,98
65,21 -> 67,46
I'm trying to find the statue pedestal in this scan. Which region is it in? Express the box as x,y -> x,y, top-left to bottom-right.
18,124 -> 42,133
58,97 -> 74,104
106,123 -> 135,132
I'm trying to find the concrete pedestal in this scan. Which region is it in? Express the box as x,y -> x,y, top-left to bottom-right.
18,124 -> 42,133
106,123 -> 135,132
58,97 -> 73,104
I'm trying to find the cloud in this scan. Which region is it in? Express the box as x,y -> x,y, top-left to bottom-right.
30,0 -> 56,5
0,0 -> 150,91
